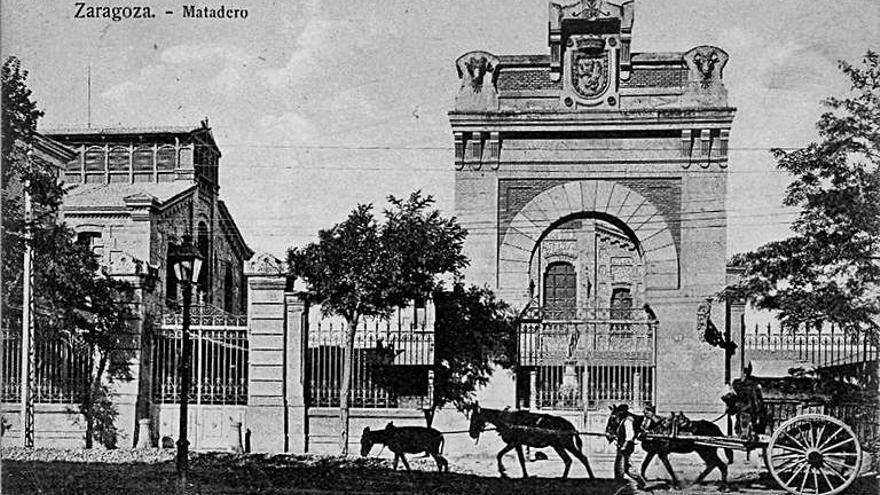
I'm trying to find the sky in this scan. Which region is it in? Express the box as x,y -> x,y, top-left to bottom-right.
2,0 -> 878,259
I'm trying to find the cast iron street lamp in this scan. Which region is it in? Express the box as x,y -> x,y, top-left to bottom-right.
170,236 -> 203,492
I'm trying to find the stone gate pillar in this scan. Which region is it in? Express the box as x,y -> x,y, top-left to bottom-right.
284,289 -> 308,452
245,254 -> 287,452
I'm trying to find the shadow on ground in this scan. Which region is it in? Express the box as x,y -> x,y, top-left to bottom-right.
1,452 -> 623,495
639,471 -> 878,495
2,452 -> 877,494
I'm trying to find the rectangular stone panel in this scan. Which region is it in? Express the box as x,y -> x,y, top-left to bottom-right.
250,364 -> 284,381
249,334 -> 284,351
248,380 -> 283,398
249,348 -> 283,366
249,302 -> 285,319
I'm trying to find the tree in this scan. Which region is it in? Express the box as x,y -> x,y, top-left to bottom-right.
723,52 -> 880,340
288,192 -> 467,454
432,283 -> 517,412
2,56 -> 136,448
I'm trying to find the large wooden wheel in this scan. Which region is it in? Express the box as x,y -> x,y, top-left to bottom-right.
766,414 -> 862,495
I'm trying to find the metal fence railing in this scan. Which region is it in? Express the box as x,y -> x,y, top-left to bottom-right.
518,308 -> 656,411
744,322 -> 878,368
530,364 -> 655,411
151,306 -> 248,405
1,330 -> 92,404
306,305 -> 435,409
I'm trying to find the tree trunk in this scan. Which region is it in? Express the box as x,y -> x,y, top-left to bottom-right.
84,346 -> 107,449
339,315 -> 358,455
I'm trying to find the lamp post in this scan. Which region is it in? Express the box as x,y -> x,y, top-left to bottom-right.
170,236 -> 203,492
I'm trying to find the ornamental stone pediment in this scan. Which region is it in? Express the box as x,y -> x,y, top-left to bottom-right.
245,252 -> 286,276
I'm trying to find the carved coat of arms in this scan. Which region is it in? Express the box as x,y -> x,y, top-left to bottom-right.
569,37 -> 611,100
573,54 -> 608,98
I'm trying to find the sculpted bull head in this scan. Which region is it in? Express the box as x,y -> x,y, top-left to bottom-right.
456,51 -> 500,94
684,46 -> 729,89
466,56 -> 491,93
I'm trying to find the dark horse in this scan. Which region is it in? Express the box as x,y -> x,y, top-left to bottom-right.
605,404 -> 733,487
468,404 -> 595,479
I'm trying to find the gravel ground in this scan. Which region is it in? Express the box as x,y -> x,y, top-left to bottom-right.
1,446 -> 876,494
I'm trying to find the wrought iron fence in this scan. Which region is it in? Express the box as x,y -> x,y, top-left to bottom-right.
307,308 -> 434,409
151,306 -> 248,405
744,322 -> 878,368
518,308 -> 656,411
1,330 -> 92,404
531,364 -> 655,411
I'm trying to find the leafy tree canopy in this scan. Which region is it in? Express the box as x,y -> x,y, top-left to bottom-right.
2,56 -> 135,447
724,52 -> 880,338
288,191 -> 468,323
432,282 -> 517,411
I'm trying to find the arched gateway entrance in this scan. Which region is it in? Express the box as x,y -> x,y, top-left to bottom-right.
511,181 -> 671,422
450,0 -> 734,454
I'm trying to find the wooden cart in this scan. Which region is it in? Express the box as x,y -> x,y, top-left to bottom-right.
645,413 -> 863,495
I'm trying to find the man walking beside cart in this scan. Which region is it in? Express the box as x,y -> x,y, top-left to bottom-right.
609,404 -> 648,491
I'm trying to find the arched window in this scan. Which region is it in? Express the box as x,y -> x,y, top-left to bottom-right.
83,147 -> 105,172
610,287 -> 633,319
76,231 -> 103,257
108,147 -> 129,172
543,262 -> 576,319
165,243 -> 178,306
197,222 -> 210,289
223,263 -> 234,312
156,146 -> 176,171
132,147 -> 153,171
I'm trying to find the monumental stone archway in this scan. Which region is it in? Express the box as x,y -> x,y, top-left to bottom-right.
499,179 -> 679,309
450,0 -> 735,428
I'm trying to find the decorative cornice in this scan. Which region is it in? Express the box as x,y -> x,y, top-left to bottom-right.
449,108 -> 735,132
124,193 -> 161,221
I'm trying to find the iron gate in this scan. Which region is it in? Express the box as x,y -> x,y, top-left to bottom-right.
151,305 -> 248,405
518,306 -> 657,411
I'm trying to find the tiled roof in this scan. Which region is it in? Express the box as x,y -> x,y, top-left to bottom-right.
63,182 -> 194,209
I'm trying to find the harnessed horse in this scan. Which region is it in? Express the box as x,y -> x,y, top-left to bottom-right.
468,404 -> 595,479
606,404 -> 733,488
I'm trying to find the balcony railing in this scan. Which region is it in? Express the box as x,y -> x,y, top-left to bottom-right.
518,306 -> 656,367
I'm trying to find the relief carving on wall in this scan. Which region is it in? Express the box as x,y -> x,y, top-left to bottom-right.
572,38 -> 610,99
682,46 -> 729,106
454,51 -> 500,111
542,239 -> 578,260
245,252 -> 285,276
562,34 -> 619,107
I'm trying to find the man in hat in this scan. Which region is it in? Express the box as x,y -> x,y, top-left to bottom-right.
612,404 -> 647,489
640,404 -> 660,438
